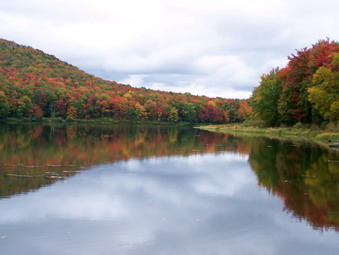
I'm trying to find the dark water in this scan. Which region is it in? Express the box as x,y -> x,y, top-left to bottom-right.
0,123 -> 338,255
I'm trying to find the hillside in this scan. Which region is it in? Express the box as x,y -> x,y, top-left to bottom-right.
0,39 -> 251,123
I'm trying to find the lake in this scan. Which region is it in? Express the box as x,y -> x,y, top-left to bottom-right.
0,123 -> 338,255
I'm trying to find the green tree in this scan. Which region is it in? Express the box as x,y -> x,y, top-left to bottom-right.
17,96 -> 33,117
251,68 -> 281,125
179,102 -> 196,122
308,57 -> 339,121
0,90 -> 9,118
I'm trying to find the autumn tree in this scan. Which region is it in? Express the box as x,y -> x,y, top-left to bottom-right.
277,39 -> 338,124
252,39 -> 338,126
33,105 -> 44,119
238,100 -> 253,121
168,107 -> 179,122
277,48 -> 312,124
197,104 -> 223,123
67,105 -> 77,119
134,103 -> 147,120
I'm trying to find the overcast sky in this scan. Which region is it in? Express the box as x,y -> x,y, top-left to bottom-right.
0,0 -> 338,98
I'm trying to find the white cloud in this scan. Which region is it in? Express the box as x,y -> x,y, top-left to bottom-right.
0,0 -> 338,98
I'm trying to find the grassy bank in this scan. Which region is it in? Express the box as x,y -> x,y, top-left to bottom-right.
196,123 -> 339,147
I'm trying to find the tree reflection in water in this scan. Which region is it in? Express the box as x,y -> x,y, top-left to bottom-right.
0,123 -> 338,231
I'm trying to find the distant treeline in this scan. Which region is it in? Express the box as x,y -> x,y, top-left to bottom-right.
251,39 -> 339,126
0,39 -> 252,123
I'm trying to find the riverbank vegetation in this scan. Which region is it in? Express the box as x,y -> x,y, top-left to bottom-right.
0,38 -> 337,132
2,117 -> 192,126
200,39 -> 339,144
197,123 -> 339,145
251,38 -> 338,126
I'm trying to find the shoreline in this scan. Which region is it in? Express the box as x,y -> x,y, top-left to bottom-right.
196,124 -> 339,148
1,117 -> 192,127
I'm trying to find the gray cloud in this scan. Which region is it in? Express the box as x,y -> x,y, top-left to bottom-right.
0,0 -> 338,98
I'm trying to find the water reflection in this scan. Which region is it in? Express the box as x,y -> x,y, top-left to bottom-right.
0,123 -> 338,244
0,123 -> 241,197
248,138 -> 339,231
1,155 -> 338,255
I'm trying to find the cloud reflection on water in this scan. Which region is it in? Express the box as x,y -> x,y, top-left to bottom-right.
0,153 -> 338,255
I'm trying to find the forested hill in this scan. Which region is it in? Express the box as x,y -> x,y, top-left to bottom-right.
0,39 -> 251,123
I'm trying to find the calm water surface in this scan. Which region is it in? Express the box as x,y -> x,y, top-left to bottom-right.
0,123 -> 338,255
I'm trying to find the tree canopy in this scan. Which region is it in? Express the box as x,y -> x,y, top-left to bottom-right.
0,39 -> 248,123
251,39 -> 339,126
